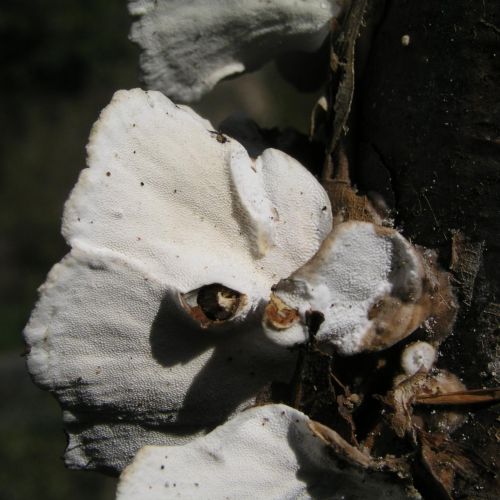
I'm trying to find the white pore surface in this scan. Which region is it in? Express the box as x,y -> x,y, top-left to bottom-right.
128,0 -> 343,102
117,404 -> 412,500
401,341 -> 437,376
23,89 -> 332,472
264,222 -> 422,355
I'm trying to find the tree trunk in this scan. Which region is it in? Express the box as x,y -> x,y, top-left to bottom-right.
356,1 -> 499,497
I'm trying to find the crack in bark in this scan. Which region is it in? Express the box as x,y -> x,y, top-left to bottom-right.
369,142 -> 402,226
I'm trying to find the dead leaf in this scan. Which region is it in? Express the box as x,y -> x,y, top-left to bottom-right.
417,431 -> 477,499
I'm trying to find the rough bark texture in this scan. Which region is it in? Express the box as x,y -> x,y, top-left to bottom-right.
357,1 -> 499,497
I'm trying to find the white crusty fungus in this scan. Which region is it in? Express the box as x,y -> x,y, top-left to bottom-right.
23,90 -> 457,484
23,88 -> 333,473
128,0 -> 345,102
401,341 -> 437,376
263,221 -> 431,355
117,404 -> 417,500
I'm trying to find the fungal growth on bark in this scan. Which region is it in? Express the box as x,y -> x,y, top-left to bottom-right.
23,0 -> 500,498
128,0 -> 345,101
23,88 -> 333,473
400,341 -> 437,376
263,221 -> 454,355
116,404 -> 418,500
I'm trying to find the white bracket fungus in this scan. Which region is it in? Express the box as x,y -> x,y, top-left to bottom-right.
23,89 -> 333,473
263,221 -> 433,355
401,341 -> 437,376
128,0 -> 345,102
117,404 -> 418,499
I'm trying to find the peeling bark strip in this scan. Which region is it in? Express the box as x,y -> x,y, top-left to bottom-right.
326,0 -> 369,161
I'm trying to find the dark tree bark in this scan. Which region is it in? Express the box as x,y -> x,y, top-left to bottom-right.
356,1 -> 499,497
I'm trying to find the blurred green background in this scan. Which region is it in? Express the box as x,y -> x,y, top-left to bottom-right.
0,1 -> 320,499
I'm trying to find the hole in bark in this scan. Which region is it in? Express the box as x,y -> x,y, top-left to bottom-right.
196,284 -> 241,321
180,284 -> 245,327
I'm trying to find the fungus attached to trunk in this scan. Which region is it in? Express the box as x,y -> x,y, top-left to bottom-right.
401,341 -> 437,376
116,404 -> 418,499
23,88 -> 333,473
128,0 -> 345,102
263,221 -> 436,355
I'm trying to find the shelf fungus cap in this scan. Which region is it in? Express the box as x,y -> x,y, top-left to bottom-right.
23,89 -> 332,473
117,404 -> 417,499
128,0 -> 344,102
263,221 -> 432,355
